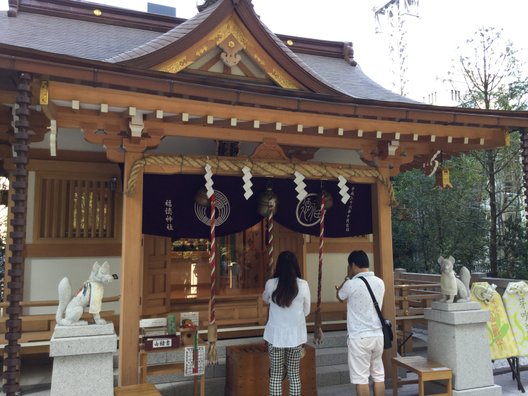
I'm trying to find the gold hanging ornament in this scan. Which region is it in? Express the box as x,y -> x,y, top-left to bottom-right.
423,150 -> 453,189
435,167 -> 453,189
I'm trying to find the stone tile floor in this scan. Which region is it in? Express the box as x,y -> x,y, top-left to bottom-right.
6,358 -> 528,395
318,369 -> 527,395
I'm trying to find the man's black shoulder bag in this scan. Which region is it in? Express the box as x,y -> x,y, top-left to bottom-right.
358,276 -> 393,350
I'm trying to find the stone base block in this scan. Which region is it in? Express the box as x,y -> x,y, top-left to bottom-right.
427,304 -> 496,391
431,301 -> 481,312
51,352 -> 114,396
50,324 -> 117,396
453,384 -> 502,396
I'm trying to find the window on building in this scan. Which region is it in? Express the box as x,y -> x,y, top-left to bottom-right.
32,163 -> 122,244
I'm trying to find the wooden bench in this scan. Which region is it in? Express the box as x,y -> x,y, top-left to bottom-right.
392,356 -> 452,396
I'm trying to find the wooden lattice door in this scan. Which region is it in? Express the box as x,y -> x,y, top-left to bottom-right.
142,235 -> 171,316
275,223 -> 306,276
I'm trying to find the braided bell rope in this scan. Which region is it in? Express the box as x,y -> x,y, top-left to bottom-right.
209,194 -> 216,326
267,211 -> 274,277
314,193 -> 326,344
125,155 -> 394,203
208,194 -> 218,364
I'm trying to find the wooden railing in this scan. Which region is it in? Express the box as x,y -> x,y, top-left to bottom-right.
394,278 -> 441,355
1,271 -> 444,358
0,295 -> 120,355
0,294 -> 120,313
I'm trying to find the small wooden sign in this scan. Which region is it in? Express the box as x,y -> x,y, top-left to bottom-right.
143,335 -> 180,351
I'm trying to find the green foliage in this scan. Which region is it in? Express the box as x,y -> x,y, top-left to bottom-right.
392,154 -> 489,273
497,216 -> 528,279
408,26 -> 528,278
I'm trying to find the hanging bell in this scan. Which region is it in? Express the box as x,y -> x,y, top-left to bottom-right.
321,190 -> 333,210
194,187 -> 210,207
257,187 -> 278,217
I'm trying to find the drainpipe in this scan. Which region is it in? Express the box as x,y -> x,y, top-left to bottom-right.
2,72 -> 31,396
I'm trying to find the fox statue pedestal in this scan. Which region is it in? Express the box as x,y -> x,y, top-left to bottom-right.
50,323 -> 117,396
425,301 -> 502,396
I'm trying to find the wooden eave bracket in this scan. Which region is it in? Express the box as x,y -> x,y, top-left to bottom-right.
129,113 -> 144,143
360,140 -> 419,176
251,138 -> 288,161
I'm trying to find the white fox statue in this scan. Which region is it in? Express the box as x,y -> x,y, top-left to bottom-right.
438,256 -> 471,303
56,261 -> 116,326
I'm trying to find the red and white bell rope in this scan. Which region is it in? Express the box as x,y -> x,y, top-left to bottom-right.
267,210 -> 274,277
314,192 -> 326,344
204,163 -> 218,364
207,193 -> 218,364
209,193 -> 216,327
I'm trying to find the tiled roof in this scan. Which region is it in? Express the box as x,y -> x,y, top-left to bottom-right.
0,11 -> 158,61
0,6 -> 416,103
263,21 -> 415,103
298,53 -> 418,103
104,2 -> 219,63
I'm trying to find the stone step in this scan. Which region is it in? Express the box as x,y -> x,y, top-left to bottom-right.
153,363 -> 351,396
316,363 -> 350,388
316,346 -> 348,367
156,376 -> 225,396
317,382 -> 356,396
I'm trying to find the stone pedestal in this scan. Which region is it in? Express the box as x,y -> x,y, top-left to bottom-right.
50,323 -> 117,396
425,301 -> 501,396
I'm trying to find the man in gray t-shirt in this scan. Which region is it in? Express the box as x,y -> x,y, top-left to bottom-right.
335,250 -> 385,396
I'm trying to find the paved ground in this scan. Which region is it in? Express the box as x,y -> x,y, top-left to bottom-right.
318,368 -> 527,395
9,358 -> 528,395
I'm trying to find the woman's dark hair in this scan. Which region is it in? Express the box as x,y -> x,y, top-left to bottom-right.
271,251 -> 302,308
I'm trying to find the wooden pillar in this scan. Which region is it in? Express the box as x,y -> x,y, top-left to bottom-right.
118,152 -> 144,386
3,72 -> 31,396
371,167 -> 397,371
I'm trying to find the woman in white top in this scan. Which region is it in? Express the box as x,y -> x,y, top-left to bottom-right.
262,251 -> 311,396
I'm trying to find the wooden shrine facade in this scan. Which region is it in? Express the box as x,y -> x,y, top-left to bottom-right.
1,0 -> 528,390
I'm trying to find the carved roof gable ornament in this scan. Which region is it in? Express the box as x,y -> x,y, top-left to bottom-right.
197,0 -> 248,12
154,15 -> 301,89
344,42 -> 357,67
102,0 -> 340,94
8,0 -> 20,17
196,0 -> 221,12
218,35 -> 243,67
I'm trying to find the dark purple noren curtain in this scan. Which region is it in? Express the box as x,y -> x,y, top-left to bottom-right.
142,174 -> 372,238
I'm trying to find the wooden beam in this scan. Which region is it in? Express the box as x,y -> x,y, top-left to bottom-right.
118,152 -> 144,386
0,91 -> 16,105
47,82 -> 511,140
371,167 -> 397,374
145,122 -> 374,151
26,243 -> 121,257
